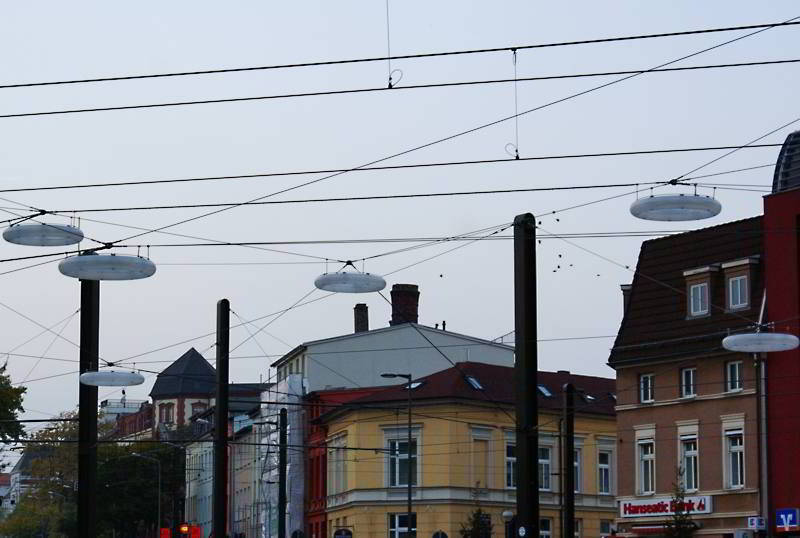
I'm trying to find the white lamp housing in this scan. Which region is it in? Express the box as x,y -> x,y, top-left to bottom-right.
630,194 -> 721,221
79,370 -> 145,387
59,253 -> 156,281
3,223 -> 84,246
314,271 -> 386,293
722,332 -> 799,353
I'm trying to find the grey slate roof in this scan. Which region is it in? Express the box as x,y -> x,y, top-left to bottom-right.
149,347 -> 216,399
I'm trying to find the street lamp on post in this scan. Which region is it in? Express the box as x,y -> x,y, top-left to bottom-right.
132,452 -> 162,533
381,372 -> 414,537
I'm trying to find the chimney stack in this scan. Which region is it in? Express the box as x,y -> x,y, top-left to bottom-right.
620,284 -> 632,316
354,303 -> 369,333
389,284 -> 420,326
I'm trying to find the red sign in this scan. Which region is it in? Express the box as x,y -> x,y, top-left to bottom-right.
190,528 -> 203,538
160,530 -> 171,538
620,496 -> 713,517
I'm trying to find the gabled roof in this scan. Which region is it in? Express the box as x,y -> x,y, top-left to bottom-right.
270,323 -> 513,368
150,347 -> 216,399
609,217 -> 763,367
322,362 -> 616,418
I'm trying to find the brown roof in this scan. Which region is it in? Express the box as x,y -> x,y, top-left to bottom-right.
609,216 -> 763,367
0,473 -> 9,486
328,362 -> 616,417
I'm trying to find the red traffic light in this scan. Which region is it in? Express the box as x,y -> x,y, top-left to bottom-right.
179,523 -> 190,534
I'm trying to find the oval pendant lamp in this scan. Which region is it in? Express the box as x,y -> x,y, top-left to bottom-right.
630,194 -> 721,222
722,332 -> 799,353
3,223 -> 84,246
80,370 -> 145,387
59,253 -> 156,281
314,271 -> 386,293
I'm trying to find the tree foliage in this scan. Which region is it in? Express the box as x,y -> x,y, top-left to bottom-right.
665,468 -> 696,538
0,412 -> 185,537
460,508 -> 493,538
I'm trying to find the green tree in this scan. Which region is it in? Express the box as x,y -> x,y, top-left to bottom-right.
460,508 -> 493,538
665,468 -> 696,538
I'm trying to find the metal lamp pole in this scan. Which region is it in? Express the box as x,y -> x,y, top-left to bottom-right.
132,452 -> 161,532
381,373 -> 414,536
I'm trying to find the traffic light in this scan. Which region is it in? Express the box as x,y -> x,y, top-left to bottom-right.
179,523 -> 190,534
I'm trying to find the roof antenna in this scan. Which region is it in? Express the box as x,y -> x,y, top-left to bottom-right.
442,320 -> 446,331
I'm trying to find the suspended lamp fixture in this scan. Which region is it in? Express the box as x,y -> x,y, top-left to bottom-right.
59,252 -> 156,281
3,223 -> 84,246
630,193 -> 721,222
79,370 -> 145,387
314,261 -> 386,293
722,331 -> 799,353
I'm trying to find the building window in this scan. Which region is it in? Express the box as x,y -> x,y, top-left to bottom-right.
574,448 -> 581,492
540,519 -> 552,538
506,442 -> 516,488
159,403 -> 174,424
191,402 -> 207,416
639,374 -> 654,403
638,440 -> 655,494
598,450 -> 612,494
600,521 -> 613,536
726,430 -> 744,488
432,532 -> 447,538
574,519 -> 582,538
728,275 -> 749,309
681,368 -> 696,397
538,446 -> 551,491
389,513 -> 416,538
689,282 -> 709,316
681,436 -> 698,492
726,361 -> 743,392
327,436 -> 347,495
389,439 -> 417,487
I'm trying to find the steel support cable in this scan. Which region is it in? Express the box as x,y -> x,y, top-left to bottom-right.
1,59 -> 797,119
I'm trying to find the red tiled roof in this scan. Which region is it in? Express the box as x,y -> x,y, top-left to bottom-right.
609,216 -> 763,366
332,362 -> 615,416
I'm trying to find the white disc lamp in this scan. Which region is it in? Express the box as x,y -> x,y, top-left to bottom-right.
722,332 -> 799,353
314,271 -> 386,293
79,370 -> 145,387
3,223 -> 84,246
630,194 -> 721,222
59,253 -> 156,281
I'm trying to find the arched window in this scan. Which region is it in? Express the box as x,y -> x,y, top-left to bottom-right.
433,532 -> 448,538
333,529 -> 352,538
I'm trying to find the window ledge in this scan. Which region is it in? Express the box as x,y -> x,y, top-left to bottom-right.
680,394 -> 697,400
685,313 -> 711,320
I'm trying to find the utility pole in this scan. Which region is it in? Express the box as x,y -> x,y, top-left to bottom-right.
77,279 -> 100,537
278,407 -> 288,538
213,299 -> 230,538
513,213 -> 538,538
563,383 -> 575,538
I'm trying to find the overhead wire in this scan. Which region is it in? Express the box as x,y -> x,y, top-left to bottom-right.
1,20 -> 797,90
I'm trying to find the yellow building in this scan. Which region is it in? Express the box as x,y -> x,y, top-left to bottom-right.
317,362 -> 617,538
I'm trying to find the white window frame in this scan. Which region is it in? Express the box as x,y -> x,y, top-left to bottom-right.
689,282 -> 709,316
574,448 -> 581,492
538,446 -> 551,491
726,361 -> 743,392
638,440 -> 655,495
539,518 -> 552,538
725,430 -> 745,489
598,450 -> 612,495
505,440 -> 516,489
639,374 -> 654,403
388,513 -> 417,538
680,368 -> 696,398
388,438 -> 418,487
728,275 -> 749,309
327,435 -> 348,495
680,435 -> 699,492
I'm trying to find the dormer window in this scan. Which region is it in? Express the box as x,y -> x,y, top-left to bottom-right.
465,376 -> 483,390
689,283 -> 709,316
728,275 -> 748,309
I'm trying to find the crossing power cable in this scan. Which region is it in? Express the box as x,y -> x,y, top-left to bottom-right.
1,59 -> 797,119
0,145 -> 778,195
1,20 -> 797,89
94,18 -> 800,249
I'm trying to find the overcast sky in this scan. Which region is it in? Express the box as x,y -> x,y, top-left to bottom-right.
0,1 -> 796,430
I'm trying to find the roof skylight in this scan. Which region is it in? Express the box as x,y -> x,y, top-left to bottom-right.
537,385 -> 552,397
466,376 -> 484,390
